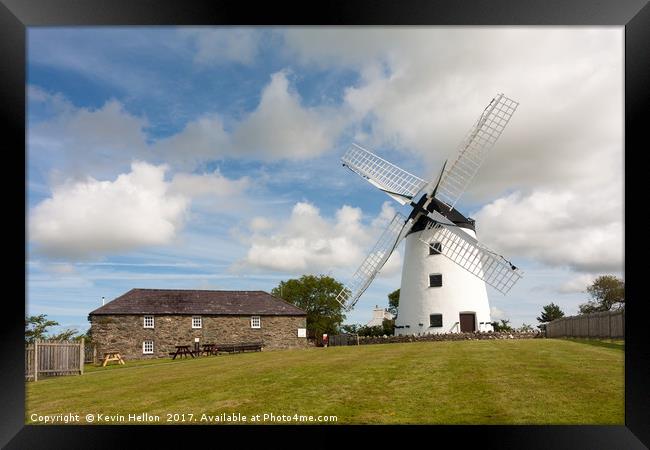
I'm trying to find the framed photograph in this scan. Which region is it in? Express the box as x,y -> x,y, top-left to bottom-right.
4,0 -> 648,448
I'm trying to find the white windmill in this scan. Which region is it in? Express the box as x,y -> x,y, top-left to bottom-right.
336,93 -> 522,335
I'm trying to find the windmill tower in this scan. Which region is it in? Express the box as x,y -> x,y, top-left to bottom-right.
336,94 -> 522,335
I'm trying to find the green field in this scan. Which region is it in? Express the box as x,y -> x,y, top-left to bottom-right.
25,338 -> 624,425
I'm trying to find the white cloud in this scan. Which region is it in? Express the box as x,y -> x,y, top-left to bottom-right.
30,98 -> 150,181
154,114 -> 230,169
557,273 -> 598,294
170,170 -> 250,198
232,71 -> 345,159
473,186 -> 623,273
30,69 -> 345,181
249,217 -> 273,232
237,201 -> 402,276
179,28 -> 260,66
42,262 -> 77,275
284,28 -> 623,198
30,162 -> 189,259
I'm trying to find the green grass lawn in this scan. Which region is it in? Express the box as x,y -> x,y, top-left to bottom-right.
25,338 -> 623,425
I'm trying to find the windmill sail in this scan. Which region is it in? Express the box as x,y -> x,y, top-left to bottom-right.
434,93 -> 519,210
420,210 -> 523,294
342,144 -> 427,205
336,212 -> 412,311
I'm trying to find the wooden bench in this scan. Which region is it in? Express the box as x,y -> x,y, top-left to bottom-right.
101,351 -> 125,367
216,342 -> 263,354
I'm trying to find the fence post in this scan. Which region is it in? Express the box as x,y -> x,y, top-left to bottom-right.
34,340 -> 39,382
80,338 -> 85,375
621,310 -> 625,339
608,312 -> 612,338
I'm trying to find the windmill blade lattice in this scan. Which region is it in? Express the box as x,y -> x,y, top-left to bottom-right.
420,210 -> 523,294
336,212 -> 411,311
435,94 -> 519,210
342,144 -> 427,205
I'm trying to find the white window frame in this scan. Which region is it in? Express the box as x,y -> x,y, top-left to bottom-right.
192,316 -> 202,329
143,315 -> 154,329
143,340 -> 154,354
251,316 -> 261,329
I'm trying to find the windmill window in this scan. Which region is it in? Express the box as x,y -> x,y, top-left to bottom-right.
192,316 -> 202,329
429,274 -> 443,287
143,315 -> 154,328
428,242 -> 443,255
430,314 -> 443,327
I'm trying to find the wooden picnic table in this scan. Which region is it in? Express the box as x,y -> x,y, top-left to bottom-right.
101,351 -> 125,367
200,343 -> 217,356
170,345 -> 195,360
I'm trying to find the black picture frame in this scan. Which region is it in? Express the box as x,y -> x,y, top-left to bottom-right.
3,0 -> 648,448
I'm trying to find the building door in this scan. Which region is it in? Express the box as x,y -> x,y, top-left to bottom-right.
459,313 -> 476,332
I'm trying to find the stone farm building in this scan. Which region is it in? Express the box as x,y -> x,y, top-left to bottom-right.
88,288 -> 308,360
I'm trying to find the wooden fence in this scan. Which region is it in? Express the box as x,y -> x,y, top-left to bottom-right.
328,334 -> 360,346
84,343 -> 97,364
25,338 -> 84,381
546,309 -> 624,339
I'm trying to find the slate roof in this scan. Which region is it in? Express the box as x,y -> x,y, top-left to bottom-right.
89,288 -> 307,316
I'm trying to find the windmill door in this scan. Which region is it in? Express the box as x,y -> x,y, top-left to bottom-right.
459,313 -> 476,332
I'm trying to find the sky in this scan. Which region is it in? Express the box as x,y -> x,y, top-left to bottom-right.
26,27 -> 624,335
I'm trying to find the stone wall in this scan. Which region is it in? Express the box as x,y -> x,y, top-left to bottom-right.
90,314 -> 308,360
353,330 -> 543,346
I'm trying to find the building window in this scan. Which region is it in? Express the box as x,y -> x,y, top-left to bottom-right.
430,314 -> 443,327
143,340 -> 154,354
428,242 -> 443,255
143,315 -> 154,328
192,316 -> 202,329
251,316 -> 261,329
429,273 -> 443,287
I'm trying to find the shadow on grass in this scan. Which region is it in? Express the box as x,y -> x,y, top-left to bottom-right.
562,338 -> 624,351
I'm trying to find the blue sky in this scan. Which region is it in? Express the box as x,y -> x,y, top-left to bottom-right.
26,27 -> 624,335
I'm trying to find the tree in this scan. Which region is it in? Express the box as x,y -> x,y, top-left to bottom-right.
518,323 -> 534,333
381,318 -> 395,336
357,324 -> 384,337
491,319 -> 513,332
340,324 -> 360,334
25,314 -> 58,343
537,302 -> 565,329
271,274 -> 346,335
578,275 -> 625,314
49,329 -> 80,341
76,329 -> 93,343
387,288 -> 399,317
